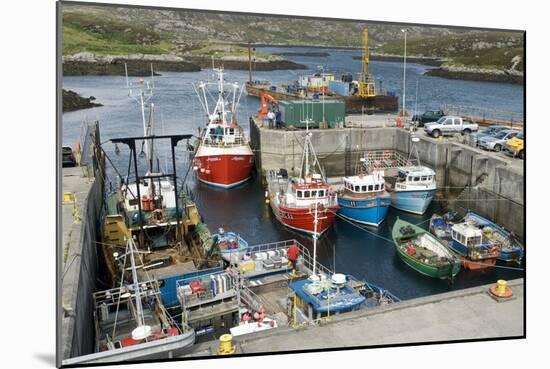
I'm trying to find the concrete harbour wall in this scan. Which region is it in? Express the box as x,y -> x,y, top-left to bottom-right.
250,120 -> 524,239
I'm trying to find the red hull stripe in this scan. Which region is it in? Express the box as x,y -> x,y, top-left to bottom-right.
196,154 -> 253,187
271,203 -> 339,235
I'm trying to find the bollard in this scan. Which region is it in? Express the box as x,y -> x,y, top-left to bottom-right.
217,334 -> 236,355
489,279 -> 513,299
63,192 -> 73,203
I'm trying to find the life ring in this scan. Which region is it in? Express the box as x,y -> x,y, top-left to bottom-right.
151,209 -> 165,223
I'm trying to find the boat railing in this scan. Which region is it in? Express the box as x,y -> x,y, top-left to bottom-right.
246,239 -> 334,278
364,150 -> 411,171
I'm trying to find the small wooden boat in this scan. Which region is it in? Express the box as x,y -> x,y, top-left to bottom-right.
392,218 -> 461,279
213,230 -> 249,263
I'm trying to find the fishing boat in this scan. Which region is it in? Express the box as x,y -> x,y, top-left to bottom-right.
430,211 -> 524,264
337,167 -> 391,227
448,221 -> 500,270
392,218 -> 461,279
391,137 -> 436,215
463,212 -> 524,263
213,228 -> 249,263
192,67 -> 254,189
102,69 -> 218,309
288,205 -> 399,322
64,239 -> 195,364
266,128 -> 339,236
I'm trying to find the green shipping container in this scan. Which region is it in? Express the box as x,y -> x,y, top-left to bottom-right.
279,100 -> 345,129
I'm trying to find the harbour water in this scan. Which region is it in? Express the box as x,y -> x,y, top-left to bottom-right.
62,47 -> 524,300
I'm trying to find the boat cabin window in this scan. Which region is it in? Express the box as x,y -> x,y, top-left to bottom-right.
304,191 -> 310,198
421,176 -> 427,181
361,185 -> 367,191
374,184 -> 379,191
354,186 -> 360,192
467,236 -> 482,246
311,190 -> 317,198
413,177 -> 420,182
229,128 -> 235,135
368,185 -> 373,191
297,190 -> 302,198
319,190 -> 325,197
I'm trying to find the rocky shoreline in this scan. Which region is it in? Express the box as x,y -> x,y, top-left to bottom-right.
274,51 -> 330,57
184,55 -> 307,71
63,52 -> 306,76
424,67 -> 523,85
62,90 -> 102,112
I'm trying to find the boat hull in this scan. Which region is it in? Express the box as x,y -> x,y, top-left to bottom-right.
62,330 -> 196,365
449,240 -> 497,270
194,145 -> 253,189
391,189 -> 435,215
337,196 -> 390,227
270,202 -> 338,236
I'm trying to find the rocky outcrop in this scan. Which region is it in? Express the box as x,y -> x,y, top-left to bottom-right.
62,89 -> 102,112
424,65 -> 523,84
62,52 -> 201,76
185,55 -> 307,71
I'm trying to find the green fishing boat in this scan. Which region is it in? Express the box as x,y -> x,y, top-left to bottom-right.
392,218 -> 461,279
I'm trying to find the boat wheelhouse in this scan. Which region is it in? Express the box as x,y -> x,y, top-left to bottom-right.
449,222 -> 500,270
390,165 -> 436,215
192,67 -> 254,189
337,170 -> 391,227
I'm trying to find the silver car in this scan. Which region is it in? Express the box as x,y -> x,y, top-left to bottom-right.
477,129 -> 520,152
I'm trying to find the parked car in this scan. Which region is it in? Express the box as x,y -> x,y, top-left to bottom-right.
62,146 -> 76,167
477,129 -> 520,152
424,116 -> 479,138
471,125 -> 510,146
411,110 -> 445,127
504,131 -> 525,159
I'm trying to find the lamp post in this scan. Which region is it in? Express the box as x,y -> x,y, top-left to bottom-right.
401,28 -> 407,117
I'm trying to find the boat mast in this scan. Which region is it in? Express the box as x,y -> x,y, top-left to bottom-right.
125,63 -> 155,187
312,201 -> 318,275
127,238 -> 146,328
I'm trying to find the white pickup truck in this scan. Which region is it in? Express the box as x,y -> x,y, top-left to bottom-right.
424,115 -> 479,138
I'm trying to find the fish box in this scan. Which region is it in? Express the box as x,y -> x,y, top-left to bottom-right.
240,261 -> 256,272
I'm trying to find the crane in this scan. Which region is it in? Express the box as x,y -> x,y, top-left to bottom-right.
359,28 -> 376,98
256,91 -> 279,119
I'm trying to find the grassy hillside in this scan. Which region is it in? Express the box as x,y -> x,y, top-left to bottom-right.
62,7 -> 174,55
378,31 -> 524,71
61,4 -> 523,73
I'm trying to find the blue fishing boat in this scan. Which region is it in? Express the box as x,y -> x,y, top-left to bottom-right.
337,171 -> 391,227
430,211 -> 524,264
213,229 -> 249,263
289,273 -> 399,319
390,166 -> 436,215
462,212 -> 524,263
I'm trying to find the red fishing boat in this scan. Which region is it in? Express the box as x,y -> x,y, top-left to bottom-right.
192,67 -> 253,188
266,129 -> 339,236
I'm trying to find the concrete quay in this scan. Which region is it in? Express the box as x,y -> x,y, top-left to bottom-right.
182,278 -> 524,357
